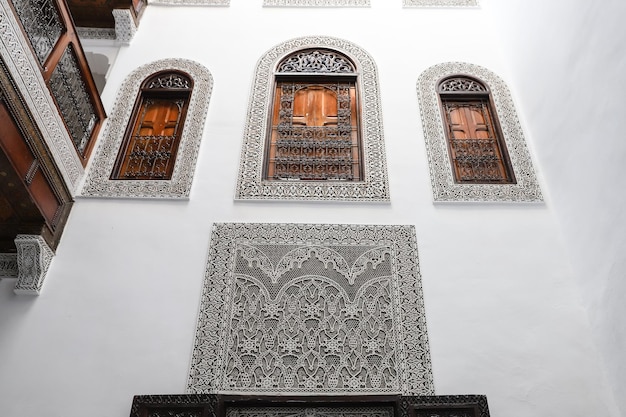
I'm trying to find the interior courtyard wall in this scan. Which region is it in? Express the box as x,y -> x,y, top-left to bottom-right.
483,0 -> 626,414
0,2 -> 618,417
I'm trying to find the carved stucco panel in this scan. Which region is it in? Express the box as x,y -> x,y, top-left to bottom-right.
188,223 -> 433,395
404,0 -> 478,6
417,62 -> 543,202
235,36 -> 389,202
81,58 -> 213,199
264,0 -> 369,6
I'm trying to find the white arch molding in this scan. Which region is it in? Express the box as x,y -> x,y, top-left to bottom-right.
235,36 -> 390,202
81,58 -> 213,198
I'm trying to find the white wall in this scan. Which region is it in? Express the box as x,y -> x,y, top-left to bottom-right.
483,0 -> 626,414
0,1 -> 619,416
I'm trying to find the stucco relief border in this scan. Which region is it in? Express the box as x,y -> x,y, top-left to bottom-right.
188,223 -> 433,395
263,0 -> 369,7
150,0 -> 229,5
235,36 -> 389,202
417,62 -> 543,202
404,0 -> 478,7
80,59 -> 213,199
0,0 -> 83,192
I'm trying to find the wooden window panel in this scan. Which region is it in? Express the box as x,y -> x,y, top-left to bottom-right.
439,81 -> 515,184
266,80 -> 361,181
111,72 -> 191,180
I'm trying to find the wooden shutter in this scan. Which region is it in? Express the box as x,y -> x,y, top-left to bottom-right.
266,81 -> 361,181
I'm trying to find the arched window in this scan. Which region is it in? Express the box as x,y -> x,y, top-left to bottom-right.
266,49 -> 361,181
81,59 -> 213,199
111,71 -> 192,180
438,76 -> 514,184
236,36 -> 389,202
417,62 -> 542,202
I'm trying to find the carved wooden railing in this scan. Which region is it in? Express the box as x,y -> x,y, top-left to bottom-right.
129,394 -> 491,417
9,0 -> 106,165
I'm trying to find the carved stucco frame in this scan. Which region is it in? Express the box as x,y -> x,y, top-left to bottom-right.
235,36 -> 389,202
0,0 -> 84,192
81,59 -> 213,199
404,0 -> 478,7
150,0 -> 229,5
417,62 -> 543,202
263,0 -> 369,7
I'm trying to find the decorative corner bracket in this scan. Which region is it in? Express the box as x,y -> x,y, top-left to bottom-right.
12,235 -> 54,295
113,9 -> 137,45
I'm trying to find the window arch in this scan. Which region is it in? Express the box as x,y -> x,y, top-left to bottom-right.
266,49 -> 361,182
111,71 -> 192,180
82,59 -> 213,199
437,75 -> 515,184
236,36 -> 389,202
417,62 -> 542,202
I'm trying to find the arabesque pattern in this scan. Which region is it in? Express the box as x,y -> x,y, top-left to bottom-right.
188,223 -> 432,395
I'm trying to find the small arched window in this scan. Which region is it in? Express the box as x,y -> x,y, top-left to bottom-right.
265,49 -> 362,182
438,76 -> 515,184
111,71 -> 193,180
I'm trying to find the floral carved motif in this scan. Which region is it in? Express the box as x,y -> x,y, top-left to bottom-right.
188,223 -> 432,395
417,62 -> 543,202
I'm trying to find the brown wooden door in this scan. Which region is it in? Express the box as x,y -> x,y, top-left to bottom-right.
113,97 -> 186,180
443,100 -> 512,183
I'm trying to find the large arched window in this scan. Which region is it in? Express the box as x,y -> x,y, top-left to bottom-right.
111,71 -> 192,180
417,62 -> 542,202
266,49 -> 361,182
81,59 -> 213,199
438,76 -> 514,184
236,36 -> 389,202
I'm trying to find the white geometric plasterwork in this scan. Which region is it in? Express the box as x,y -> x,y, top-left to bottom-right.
76,27 -> 116,40
81,59 -> 213,199
13,235 -> 54,295
264,0 -> 369,6
150,0 -> 229,5
0,0 -> 84,192
403,0 -> 478,6
235,36 -> 389,202
187,223 -> 433,395
112,9 -> 137,44
417,62 -> 543,202
0,253 -> 18,278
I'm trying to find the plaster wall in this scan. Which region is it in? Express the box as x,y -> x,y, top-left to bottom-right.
0,2 -> 618,417
483,0 -> 626,414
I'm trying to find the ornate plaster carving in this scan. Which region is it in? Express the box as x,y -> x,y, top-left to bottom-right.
13,235 -> 54,295
0,253 -> 18,278
0,0 -> 84,192
403,0 -> 478,7
235,36 -> 389,202
112,9 -> 137,45
188,223 -> 433,395
76,27 -> 116,40
150,0 -> 229,5
81,59 -> 213,199
264,0 -> 369,6
417,62 -> 543,202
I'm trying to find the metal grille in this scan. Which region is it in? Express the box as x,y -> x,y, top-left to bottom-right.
48,45 -> 97,154
443,101 -> 511,183
271,82 -> 358,181
12,0 -> 63,65
123,135 -> 176,179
